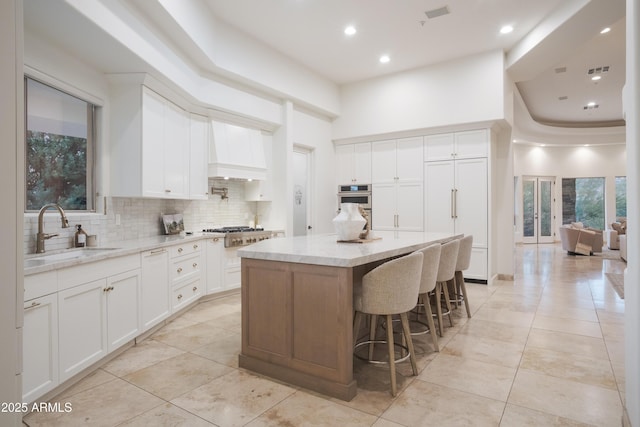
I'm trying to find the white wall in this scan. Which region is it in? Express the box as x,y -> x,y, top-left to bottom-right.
513,144 -> 627,241
333,50 -> 506,141
0,0 -> 22,425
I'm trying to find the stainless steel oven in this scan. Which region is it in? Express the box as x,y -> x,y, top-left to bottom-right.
338,184 -> 372,226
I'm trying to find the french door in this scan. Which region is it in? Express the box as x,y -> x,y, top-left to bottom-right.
522,177 -> 555,244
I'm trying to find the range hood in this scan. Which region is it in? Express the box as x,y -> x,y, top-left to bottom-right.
208,121 -> 267,181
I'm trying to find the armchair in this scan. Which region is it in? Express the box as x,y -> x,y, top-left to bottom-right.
559,223 -> 603,255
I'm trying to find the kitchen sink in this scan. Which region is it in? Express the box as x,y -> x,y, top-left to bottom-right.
24,247 -> 121,268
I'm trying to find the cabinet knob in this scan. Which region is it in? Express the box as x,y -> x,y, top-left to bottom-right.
177,267 -> 183,273
165,189 -> 171,193
213,238 -> 219,242
193,244 -> 198,249
177,294 -> 183,300
178,247 -> 183,253
192,263 -> 198,268
192,286 -> 197,292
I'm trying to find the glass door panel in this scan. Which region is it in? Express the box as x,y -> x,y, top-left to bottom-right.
523,177 -> 555,244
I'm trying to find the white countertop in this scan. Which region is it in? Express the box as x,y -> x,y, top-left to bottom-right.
237,231 -> 460,267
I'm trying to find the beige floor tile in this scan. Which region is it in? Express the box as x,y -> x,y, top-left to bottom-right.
118,402 -> 214,426
152,321 -> 227,351
419,353 -> 516,401
508,370 -> 623,427
471,306 -> 535,328
535,305 -> 599,322
525,328 -> 609,360
123,352 -> 233,400
500,403 -> 596,427
457,318 -> 531,346
102,339 -> 185,377
371,419 -> 406,427
56,368 -> 118,400
170,370 -> 296,427
245,390 -> 378,426
381,381 -> 505,426
604,334 -> 625,365
441,333 -> 524,368
190,329 -> 241,368
23,378 -> 163,427
532,314 -> 602,338
179,300 -> 240,324
205,311 -> 242,334
520,346 -> 617,389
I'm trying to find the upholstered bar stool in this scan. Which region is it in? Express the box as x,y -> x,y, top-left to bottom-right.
451,235 -> 473,318
433,239 -> 459,336
412,244 -> 442,351
353,251 -> 423,396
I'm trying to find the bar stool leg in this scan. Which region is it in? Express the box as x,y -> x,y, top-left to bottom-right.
421,294 -> 439,352
456,270 -> 472,318
442,280 -> 454,327
386,314 -> 397,396
353,311 -> 363,346
399,312 -> 418,375
368,314 -> 378,361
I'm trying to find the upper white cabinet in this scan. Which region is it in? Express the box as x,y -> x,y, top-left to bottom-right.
424,129 -> 488,161
372,137 -> 423,183
245,134 -> 274,201
336,142 -> 371,184
110,84 -> 191,199
189,114 -> 210,200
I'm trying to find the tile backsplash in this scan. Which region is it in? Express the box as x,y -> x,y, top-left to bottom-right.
23,179 -> 266,254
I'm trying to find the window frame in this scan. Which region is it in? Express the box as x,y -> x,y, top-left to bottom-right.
24,76 -> 97,213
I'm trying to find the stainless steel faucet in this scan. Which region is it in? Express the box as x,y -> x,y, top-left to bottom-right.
36,203 -> 69,253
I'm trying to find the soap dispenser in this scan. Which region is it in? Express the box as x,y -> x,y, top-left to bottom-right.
74,224 -> 88,247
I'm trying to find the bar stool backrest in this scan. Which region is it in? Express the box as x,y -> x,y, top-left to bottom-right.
436,239 -> 460,282
416,244 -> 441,294
455,235 -> 473,271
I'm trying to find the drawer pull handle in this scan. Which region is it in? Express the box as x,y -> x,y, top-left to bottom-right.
213,237 -> 219,242
103,286 -> 114,293
25,301 -> 41,310
177,294 -> 183,300
192,263 -> 198,268
150,248 -> 166,255
178,247 -> 183,253
192,286 -> 197,292
193,244 -> 198,249
177,267 -> 183,273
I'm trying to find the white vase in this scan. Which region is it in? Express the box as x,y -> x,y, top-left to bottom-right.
333,203 -> 366,241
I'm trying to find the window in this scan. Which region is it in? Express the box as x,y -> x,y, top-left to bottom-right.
615,176 -> 627,219
25,77 -> 95,211
561,177 -> 605,229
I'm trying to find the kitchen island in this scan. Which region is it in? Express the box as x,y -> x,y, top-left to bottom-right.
237,231 -> 459,401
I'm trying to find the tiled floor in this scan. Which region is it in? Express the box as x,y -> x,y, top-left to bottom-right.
23,243 -> 626,426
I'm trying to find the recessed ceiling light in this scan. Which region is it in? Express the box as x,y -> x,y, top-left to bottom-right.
540,144 -> 546,147
592,75 -> 602,81
379,55 -> 390,64
500,25 -> 514,34
587,101 -> 597,107
600,27 -> 611,34
224,176 -> 229,180
344,26 -> 356,36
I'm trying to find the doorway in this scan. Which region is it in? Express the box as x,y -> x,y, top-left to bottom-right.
292,147 -> 313,236
523,176 -> 555,244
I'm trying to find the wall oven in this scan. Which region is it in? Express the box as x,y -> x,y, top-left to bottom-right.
337,184 -> 372,226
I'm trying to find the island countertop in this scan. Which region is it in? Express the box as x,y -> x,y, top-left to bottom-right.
237,231 -> 459,267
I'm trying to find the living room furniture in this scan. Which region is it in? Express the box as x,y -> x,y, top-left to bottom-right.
559,224 -> 603,255
620,235 -> 627,262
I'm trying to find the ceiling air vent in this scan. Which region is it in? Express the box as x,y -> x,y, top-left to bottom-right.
584,104 -> 599,110
555,67 -> 567,74
588,66 -> 610,75
425,6 -> 450,19
558,96 -> 568,101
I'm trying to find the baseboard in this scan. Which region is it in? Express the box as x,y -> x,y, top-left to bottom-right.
497,274 -> 514,281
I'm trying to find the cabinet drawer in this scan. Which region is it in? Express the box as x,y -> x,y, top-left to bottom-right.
24,270 -> 57,301
172,278 -> 202,311
169,242 -> 201,259
171,253 -> 202,284
58,254 -> 141,291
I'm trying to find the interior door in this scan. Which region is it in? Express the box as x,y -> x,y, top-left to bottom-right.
523,177 -> 555,244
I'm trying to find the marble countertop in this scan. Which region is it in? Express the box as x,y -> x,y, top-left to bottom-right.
24,232 -> 224,276
237,231 -> 460,267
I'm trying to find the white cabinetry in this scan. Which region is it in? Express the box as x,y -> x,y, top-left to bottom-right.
336,142 -> 371,184
141,248 -> 170,332
424,129 -> 489,281
22,294 -> 58,403
205,236 -> 224,294
372,137 -> 423,231
424,129 -> 488,161
106,270 -> 142,351
110,84 -> 191,199
169,242 -> 203,312
189,113 -> 210,200
245,134 -> 273,201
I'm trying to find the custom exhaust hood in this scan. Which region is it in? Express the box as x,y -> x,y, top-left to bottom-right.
208,121 -> 267,181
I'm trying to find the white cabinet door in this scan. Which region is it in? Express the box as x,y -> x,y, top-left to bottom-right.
190,114 -> 209,200
336,144 -> 355,184
372,183 -> 397,230
164,102 -> 190,198
396,182 -> 423,231
245,134 -> 273,201
371,140 -> 397,183
141,88 -> 166,197
141,248 -> 170,331
58,279 -> 107,382
353,143 -> 372,183
22,294 -> 58,403
424,133 -> 455,161
106,270 -> 141,351
424,161 -> 456,235
396,137 -> 423,182
206,237 -> 224,295
454,129 -> 488,159
455,158 -> 488,246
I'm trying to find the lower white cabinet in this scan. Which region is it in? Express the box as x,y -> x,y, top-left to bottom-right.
58,269 -> 141,382
141,248 -> 170,331
205,237 -> 224,294
169,242 -> 203,312
22,294 -> 58,403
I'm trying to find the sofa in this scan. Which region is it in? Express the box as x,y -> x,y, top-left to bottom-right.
559,223 -> 604,255
606,220 -> 627,261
